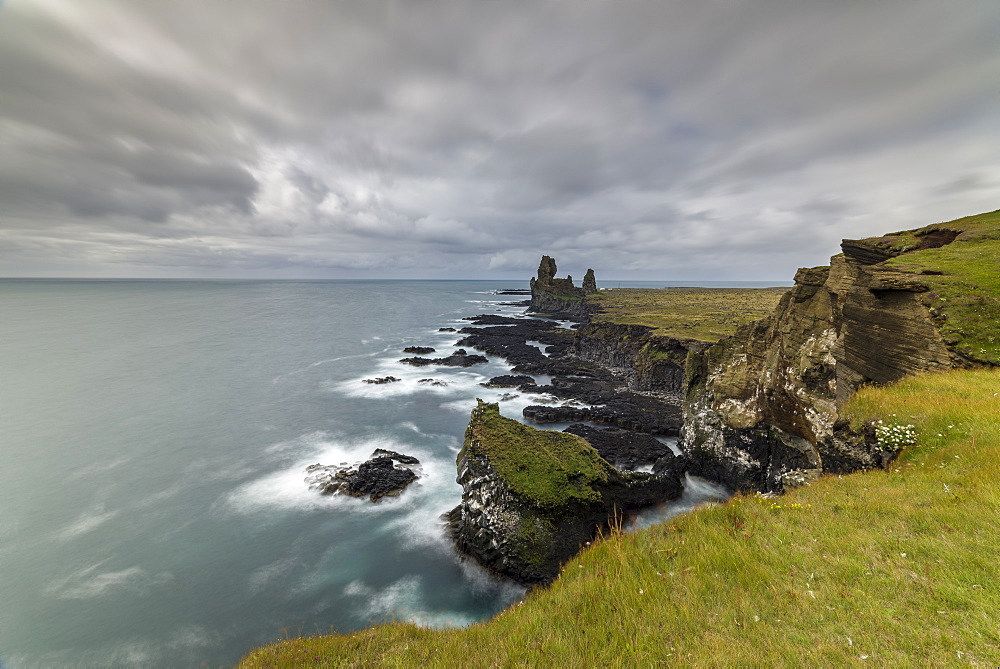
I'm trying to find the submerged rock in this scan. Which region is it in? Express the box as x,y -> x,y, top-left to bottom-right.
305,450 -> 420,502
418,378 -> 448,386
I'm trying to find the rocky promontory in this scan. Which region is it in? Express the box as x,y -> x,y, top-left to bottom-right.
528,255 -> 598,317
448,401 -> 683,584
447,212 -> 999,583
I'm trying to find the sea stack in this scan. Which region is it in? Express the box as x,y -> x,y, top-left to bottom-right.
528,255 -> 597,317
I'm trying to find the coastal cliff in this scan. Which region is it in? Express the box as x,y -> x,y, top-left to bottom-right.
448,210 -> 999,584
449,401 -> 683,584
680,218 -> 993,493
567,211 -> 998,494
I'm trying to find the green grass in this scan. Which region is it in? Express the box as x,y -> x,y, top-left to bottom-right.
880,209 -> 1000,364
587,287 -> 787,342
240,369 -> 1000,667
461,401 -> 614,510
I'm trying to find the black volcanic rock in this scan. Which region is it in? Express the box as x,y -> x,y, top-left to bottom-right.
399,349 -> 488,367
403,346 -> 436,354
481,374 -> 536,388
523,391 -> 682,435
363,376 -> 400,384
563,424 -> 675,470
304,450 -> 420,502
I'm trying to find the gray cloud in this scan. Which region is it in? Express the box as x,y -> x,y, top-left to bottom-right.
1,0 -> 999,279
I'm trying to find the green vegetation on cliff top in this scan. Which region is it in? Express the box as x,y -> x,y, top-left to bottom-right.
241,368 -> 1000,666
878,208 -> 1000,364
459,400 -> 615,510
587,286 -> 787,342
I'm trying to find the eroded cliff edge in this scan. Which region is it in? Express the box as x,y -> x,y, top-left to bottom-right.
448,401 -> 683,584
451,210 -> 999,584
574,212 -> 997,494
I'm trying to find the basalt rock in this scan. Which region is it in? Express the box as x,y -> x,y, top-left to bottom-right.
305,450 -> 420,502
449,401 -> 683,584
481,374 -> 537,388
563,424 -> 675,471
363,376 -> 400,384
529,255 -> 597,317
402,346 -> 436,354
400,349 -> 488,367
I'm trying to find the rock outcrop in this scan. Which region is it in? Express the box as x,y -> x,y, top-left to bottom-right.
682,225 -> 979,493
305,450 -> 420,502
449,401 -> 683,584
529,255 -> 598,317
399,349 -> 488,367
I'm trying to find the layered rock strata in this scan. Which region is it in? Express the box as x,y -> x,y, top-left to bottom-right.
681,229 -> 977,493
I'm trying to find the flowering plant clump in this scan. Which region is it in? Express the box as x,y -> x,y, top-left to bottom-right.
875,420 -> 919,451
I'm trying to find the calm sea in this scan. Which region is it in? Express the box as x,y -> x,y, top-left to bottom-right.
0,279 -> 743,667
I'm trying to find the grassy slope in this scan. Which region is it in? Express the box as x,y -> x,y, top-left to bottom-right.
240,369 -> 1000,667
462,401 -> 614,509
587,287 -> 787,342
879,209 -> 1000,364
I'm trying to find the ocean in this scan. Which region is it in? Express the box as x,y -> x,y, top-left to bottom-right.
0,279 -> 735,667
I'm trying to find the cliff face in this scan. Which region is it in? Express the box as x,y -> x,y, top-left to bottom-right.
450,401 -> 682,584
529,255 -> 598,317
573,322 -> 706,396
682,230 -> 977,493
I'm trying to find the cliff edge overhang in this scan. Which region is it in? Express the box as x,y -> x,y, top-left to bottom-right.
682,210 -> 1000,493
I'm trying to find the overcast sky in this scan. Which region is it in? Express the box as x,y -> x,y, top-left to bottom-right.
1,0 -> 998,280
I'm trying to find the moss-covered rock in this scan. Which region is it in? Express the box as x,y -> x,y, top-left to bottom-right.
450,401 -> 682,584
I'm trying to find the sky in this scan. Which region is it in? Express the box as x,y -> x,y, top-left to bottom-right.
1,0 -> 998,281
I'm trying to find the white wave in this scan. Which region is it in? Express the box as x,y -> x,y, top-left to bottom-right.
45,562 -> 173,600
56,504 -> 119,541
271,348 -> 390,384
629,474 -> 730,530
248,555 -> 299,594
166,624 -> 219,650
224,434 -> 436,516
456,559 -> 527,602
343,576 -> 477,628
331,362 -> 492,400
66,456 -> 131,481
655,435 -> 682,456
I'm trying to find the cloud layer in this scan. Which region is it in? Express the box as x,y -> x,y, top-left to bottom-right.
1,0 -> 998,279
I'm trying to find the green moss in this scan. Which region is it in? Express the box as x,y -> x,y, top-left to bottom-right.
513,512 -> 555,567
460,401 -> 615,510
587,287 -> 786,342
